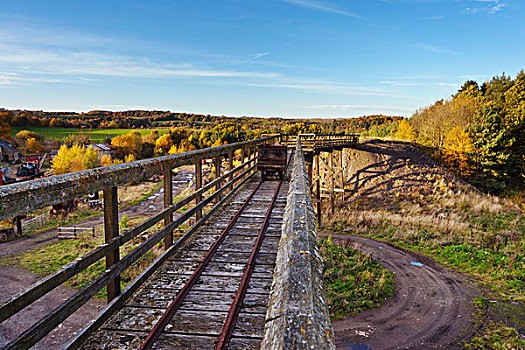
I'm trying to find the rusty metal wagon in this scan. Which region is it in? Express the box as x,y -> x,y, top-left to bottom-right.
257,144 -> 288,180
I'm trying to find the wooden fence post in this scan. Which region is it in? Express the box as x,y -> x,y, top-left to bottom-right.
163,167 -> 173,249
195,158 -> 203,220
228,150 -> 234,183
214,156 -> 222,203
103,186 -> 120,303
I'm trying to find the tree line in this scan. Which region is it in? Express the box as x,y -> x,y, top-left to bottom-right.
402,70 -> 524,193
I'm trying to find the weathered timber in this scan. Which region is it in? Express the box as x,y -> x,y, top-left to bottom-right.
195,157 -> 203,221
103,186 -> 121,302
261,137 -> 335,350
64,166 -> 257,350
163,166 -> 174,249
2,162 -> 257,350
0,157 -> 256,326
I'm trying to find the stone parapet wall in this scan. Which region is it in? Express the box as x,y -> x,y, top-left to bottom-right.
261,137 -> 335,350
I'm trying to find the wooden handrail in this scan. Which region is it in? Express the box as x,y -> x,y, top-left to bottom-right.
2,160 -> 258,350
0,136 -> 277,221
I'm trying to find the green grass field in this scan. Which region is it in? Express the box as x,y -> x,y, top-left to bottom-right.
11,127 -> 170,143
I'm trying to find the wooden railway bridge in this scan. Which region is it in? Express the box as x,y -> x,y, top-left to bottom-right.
0,134 -> 358,350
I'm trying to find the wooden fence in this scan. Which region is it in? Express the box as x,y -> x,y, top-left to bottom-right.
21,214 -> 48,233
57,226 -> 97,239
280,133 -> 358,150
0,135 -> 278,350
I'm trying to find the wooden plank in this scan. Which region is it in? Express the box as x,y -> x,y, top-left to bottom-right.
215,156 -> 221,203
104,186 -> 121,303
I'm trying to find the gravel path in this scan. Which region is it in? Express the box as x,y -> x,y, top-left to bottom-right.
321,233 -> 477,350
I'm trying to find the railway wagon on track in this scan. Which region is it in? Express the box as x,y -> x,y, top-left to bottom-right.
257,144 -> 287,180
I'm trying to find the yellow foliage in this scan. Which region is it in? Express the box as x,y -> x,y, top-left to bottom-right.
51,145 -> 99,175
124,154 -> 136,163
211,138 -> 224,147
25,137 -> 44,154
442,126 -> 474,175
395,119 -> 416,141
100,154 -> 113,167
167,139 -> 197,154
111,132 -> 142,155
154,134 -> 173,155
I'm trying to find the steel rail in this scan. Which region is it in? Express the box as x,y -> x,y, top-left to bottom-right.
215,179 -> 282,349
138,180 -> 264,350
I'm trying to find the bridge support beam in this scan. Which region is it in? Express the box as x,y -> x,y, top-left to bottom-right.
312,149 -> 345,220
103,186 -> 120,303
314,154 -> 321,228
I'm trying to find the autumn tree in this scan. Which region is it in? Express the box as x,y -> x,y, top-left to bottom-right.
442,126 -> 474,175
25,138 -> 44,154
111,131 -> 142,158
394,119 -> 416,141
0,112 -> 12,141
51,145 -> 99,175
154,134 -> 173,155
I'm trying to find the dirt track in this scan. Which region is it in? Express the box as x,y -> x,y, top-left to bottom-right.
322,139 -> 484,350
324,233 -> 476,350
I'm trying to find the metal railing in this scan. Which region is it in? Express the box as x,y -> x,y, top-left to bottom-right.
0,135 -> 278,350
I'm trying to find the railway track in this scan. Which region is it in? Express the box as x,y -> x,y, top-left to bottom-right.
82,153 -> 293,350
139,179 -> 283,350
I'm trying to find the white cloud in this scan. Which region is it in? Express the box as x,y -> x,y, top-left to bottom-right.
279,0 -> 364,18
414,42 -> 458,55
251,52 -> 271,60
380,80 -> 420,87
438,82 -> 459,87
466,0 -> 506,14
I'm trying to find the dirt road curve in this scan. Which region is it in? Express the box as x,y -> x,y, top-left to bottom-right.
323,233 -> 476,350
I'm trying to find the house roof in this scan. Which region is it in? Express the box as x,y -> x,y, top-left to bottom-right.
90,144 -> 112,151
0,139 -> 17,153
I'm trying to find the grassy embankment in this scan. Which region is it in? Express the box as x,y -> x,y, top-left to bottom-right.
11,127 -> 170,143
320,236 -> 394,320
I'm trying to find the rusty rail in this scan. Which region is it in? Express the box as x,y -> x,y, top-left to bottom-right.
0,135 -> 277,350
215,179 -> 282,349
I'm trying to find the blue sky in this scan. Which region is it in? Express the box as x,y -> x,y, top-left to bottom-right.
1,0 -> 524,118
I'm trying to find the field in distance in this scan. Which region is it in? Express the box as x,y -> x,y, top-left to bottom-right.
11,127 -> 170,143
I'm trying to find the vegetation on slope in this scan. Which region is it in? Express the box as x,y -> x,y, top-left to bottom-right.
401,70 -> 525,195
319,236 -> 394,320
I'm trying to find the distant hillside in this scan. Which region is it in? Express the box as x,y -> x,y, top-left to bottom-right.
0,108 -> 403,135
